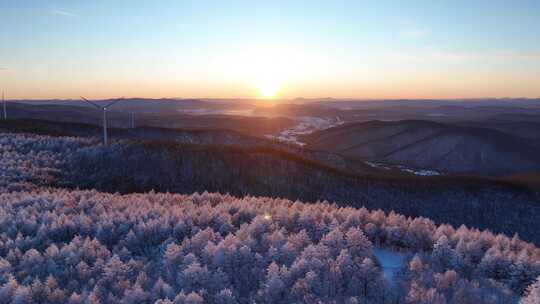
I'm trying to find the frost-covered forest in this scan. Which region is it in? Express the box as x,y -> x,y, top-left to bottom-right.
0,133 -> 96,192
3,129 -> 534,244
2,190 -> 540,303
1,132 -> 540,303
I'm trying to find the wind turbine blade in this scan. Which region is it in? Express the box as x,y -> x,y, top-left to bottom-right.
104,97 -> 123,108
81,97 -> 102,109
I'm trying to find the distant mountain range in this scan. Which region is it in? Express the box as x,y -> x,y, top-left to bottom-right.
5,102 -> 293,137
5,100 -> 540,177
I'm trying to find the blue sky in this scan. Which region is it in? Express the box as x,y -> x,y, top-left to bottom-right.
1,1 -> 539,99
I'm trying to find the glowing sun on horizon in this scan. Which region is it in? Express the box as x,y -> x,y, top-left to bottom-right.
257,81 -> 280,99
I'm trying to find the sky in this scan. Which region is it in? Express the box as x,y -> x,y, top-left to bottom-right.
1,0 -> 540,99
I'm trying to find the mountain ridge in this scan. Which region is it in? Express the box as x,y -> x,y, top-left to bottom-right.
305,120 -> 540,176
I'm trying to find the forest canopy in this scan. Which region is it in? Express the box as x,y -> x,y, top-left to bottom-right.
1,132 -> 539,303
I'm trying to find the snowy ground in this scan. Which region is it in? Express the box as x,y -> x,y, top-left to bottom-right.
373,248 -> 406,283
266,116 -> 344,146
365,161 -> 441,176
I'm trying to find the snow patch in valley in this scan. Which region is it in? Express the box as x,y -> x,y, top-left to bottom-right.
365,161 -> 441,176
401,168 -> 441,176
373,248 -> 406,283
266,116 -> 344,146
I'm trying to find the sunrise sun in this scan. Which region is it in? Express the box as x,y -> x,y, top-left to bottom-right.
257,81 -> 280,99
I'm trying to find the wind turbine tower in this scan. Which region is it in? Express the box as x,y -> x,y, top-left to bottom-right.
2,91 -> 6,120
81,97 -> 123,145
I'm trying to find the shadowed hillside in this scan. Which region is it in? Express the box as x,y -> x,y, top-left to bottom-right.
305,120 -> 540,176
63,140 -> 540,245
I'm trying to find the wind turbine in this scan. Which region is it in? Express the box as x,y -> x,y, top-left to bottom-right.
130,112 -> 135,129
81,97 -> 123,145
2,91 -> 6,120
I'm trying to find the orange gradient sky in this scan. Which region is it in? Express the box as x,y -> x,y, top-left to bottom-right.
1,1 -> 540,99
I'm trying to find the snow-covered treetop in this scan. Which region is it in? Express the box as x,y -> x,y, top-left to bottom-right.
0,189 -> 538,303
0,132 -> 539,303
0,133 -> 97,192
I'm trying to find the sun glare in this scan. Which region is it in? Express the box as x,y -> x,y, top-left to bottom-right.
257,81 -> 280,99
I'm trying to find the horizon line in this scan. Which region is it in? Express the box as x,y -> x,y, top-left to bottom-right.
5,96 -> 540,102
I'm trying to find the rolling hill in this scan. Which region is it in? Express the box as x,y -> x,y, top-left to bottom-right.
2,124 -> 539,245
5,102 -> 294,137
304,120 -> 540,176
